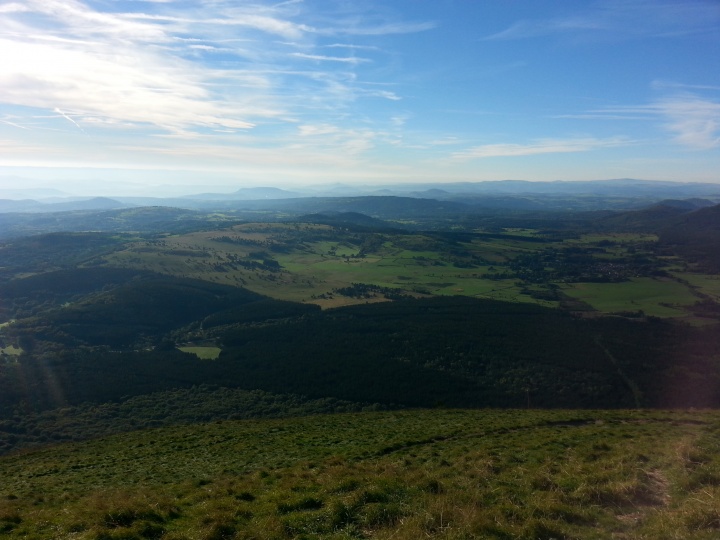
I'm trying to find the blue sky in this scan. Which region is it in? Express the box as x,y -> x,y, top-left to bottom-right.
0,0 -> 719,195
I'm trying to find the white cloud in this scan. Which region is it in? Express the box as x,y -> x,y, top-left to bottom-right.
124,12 -> 311,40
580,93 -> 720,150
298,124 -> 339,136
0,0 -> 444,177
655,97 -> 720,149
366,90 -> 401,101
0,0 -> 430,143
0,37 -> 261,134
453,137 -> 629,160
0,3 -> 30,14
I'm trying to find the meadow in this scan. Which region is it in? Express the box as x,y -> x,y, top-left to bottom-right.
1,409 -> 719,539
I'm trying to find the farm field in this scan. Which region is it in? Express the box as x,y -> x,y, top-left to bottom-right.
1,409 -> 719,539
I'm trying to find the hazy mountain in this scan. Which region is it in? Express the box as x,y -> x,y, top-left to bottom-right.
0,196 -> 128,213
0,182 -> 72,200
42,197 -> 128,212
421,179 -> 720,198
186,186 -> 302,200
0,199 -> 42,212
284,179 -> 720,200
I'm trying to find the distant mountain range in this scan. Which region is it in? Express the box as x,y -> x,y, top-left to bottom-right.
1,179 -> 720,215
0,196 -> 127,213
185,186 -> 303,200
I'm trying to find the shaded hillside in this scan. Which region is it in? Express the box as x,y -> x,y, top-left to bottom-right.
0,267 -> 155,322
659,203 -> 720,271
4,274 -> 319,350
0,232 -> 126,280
293,211 -> 405,232
595,201 -> 694,231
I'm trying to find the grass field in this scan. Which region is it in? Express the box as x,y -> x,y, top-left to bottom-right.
177,346 -> 222,360
0,344 -> 22,356
1,409 -> 719,539
562,277 -> 698,317
673,272 -> 720,302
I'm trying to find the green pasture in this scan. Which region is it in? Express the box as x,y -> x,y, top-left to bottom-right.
276,242 -> 532,304
673,272 -> 720,301
0,345 -> 22,356
177,346 -> 222,360
562,277 -> 697,317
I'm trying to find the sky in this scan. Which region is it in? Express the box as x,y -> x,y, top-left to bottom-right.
0,0 -> 719,195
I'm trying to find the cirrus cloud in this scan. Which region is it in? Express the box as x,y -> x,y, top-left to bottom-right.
453,137 -> 630,160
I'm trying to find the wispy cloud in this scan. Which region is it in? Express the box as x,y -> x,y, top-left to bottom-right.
296,123 -> 377,155
485,1 -> 720,41
453,137 -> 629,160
364,90 -> 401,101
291,52 -> 370,64
654,96 -> 720,149
325,43 -> 380,51
651,80 -> 720,92
325,21 -> 436,36
54,108 -> 85,132
571,92 -> 720,150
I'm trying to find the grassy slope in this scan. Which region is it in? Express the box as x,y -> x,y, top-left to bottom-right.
1,409 -> 720,539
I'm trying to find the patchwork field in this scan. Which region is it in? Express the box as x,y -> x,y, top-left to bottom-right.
98,223 -> 708,319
